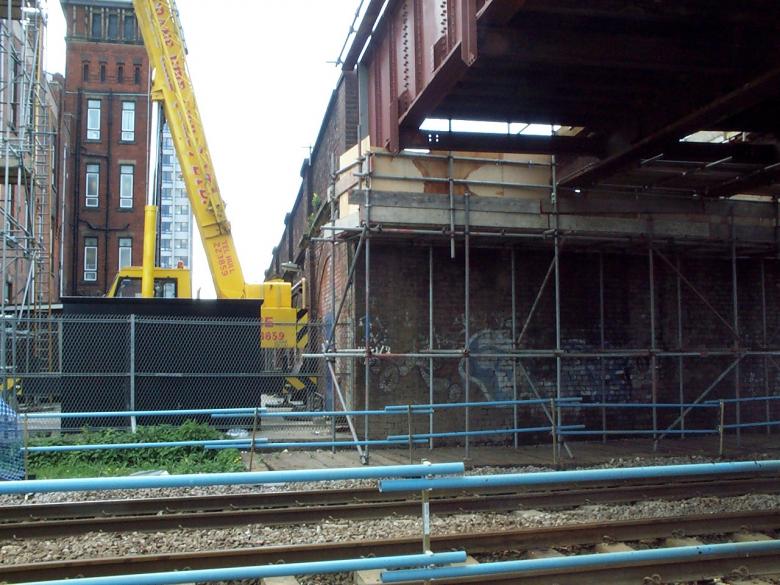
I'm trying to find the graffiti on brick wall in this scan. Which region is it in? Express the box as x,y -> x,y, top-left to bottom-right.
560,339 -> 634,402
415,360 -> 463,402
358,316 -> 392,354
449,328 -> 636,403
361,315 -> 637,402
458,327 -> 516,401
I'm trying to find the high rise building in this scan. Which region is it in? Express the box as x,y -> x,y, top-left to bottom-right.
59,0 -> 150,296
155,120 -> 192,271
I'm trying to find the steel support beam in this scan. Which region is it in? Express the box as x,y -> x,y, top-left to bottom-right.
341,0 -> 389,71
400,128 -> 604,155
476,0 -> 527,26
560,65 -> 780,191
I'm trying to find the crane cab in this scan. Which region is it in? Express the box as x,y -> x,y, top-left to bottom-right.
108,266 -> 192,299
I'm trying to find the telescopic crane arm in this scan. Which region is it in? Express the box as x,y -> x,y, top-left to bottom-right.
133,0 -> 260,300
131,0 -> 303,350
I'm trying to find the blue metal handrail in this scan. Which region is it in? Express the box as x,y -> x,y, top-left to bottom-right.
205,439 -> 429,450
378,460 -> 780,493
25,408 -> 267,419
17,551 -> 467,585
706,395 -> 780,404
558,402 -> 718,409
381,540 -> 780,582
0,462 -> 465,495
25,438 -> 268,453
388,424 -> 584,441
384,397 -> 581,412
559,429 -> 717,436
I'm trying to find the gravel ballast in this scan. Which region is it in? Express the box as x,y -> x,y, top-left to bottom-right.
2,453 -> 779,584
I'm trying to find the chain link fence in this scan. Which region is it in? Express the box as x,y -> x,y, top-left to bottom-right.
0,316 -> 354,446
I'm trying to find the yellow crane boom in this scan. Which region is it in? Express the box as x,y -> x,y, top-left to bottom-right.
129,0 -> 302,350
133,0 -> 258,299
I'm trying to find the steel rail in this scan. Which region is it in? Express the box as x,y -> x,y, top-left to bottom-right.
3,509 -> 780,583
3,474 -> 780,539
2,474 -> 767,522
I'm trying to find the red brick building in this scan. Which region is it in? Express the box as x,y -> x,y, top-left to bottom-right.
59,0 -> 150,296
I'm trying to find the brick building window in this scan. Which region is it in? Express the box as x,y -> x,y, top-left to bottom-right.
118,237 -> 132,269
90,10 -> 102,40
119,165 -> 134,209
85,164 -> 99,207
121,101 -> 135,141
86,99 -> 100,140
124,14 -> 136,41
84,237 -> 98,281
107,12 -> 119,40
82,62 -> 89,81
99,63 -> 106,83
134,65 -> 141,84
117,64 -> 124,83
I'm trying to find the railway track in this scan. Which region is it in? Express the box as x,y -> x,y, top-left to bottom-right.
2,473 -> 779,539
2,509 -> 779,583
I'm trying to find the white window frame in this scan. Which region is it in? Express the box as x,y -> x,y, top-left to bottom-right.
84,237 -> 98,282
121,101 -> 135,141
118,237 -> 132,270
87,99 -> 101,140
119,165 -> 134,209
85,163 -> 99,208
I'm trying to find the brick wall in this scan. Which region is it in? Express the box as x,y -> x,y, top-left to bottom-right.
345,241 -> 780,441
266,72 -> 358,295
61,2 -> 150,296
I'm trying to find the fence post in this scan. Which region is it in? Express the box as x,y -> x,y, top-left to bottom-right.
129,315 -> 137,434
249,407 -> 259,471
551,398 -> 558,466
407,404 -> 414,464
57,319 -> 63,375
420,459 -> 432,555
719,400 -> 725,458
23,413 -> 29,480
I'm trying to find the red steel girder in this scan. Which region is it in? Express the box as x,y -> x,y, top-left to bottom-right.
358,0 -> 528,151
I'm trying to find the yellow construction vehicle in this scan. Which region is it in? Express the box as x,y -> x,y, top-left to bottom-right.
108,0 -> 305,353
108,206 -> 192,299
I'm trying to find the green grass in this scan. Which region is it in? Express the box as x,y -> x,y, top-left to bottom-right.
28,420 -> 246,479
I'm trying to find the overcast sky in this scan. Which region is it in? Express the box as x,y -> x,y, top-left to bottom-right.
46,0 -> 360,298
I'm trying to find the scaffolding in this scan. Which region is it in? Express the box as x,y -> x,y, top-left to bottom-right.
0,0 -> 58,407
307,143 -> 780,463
